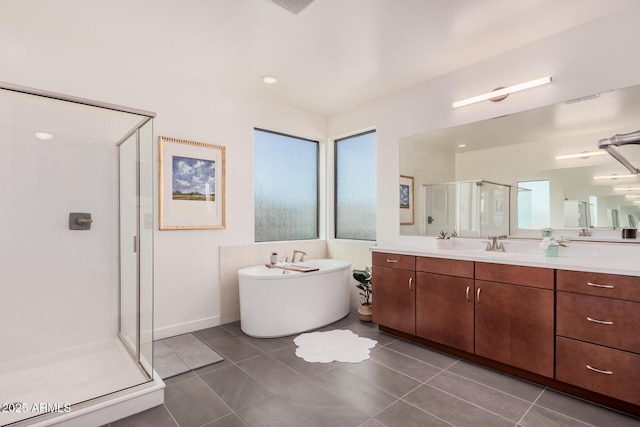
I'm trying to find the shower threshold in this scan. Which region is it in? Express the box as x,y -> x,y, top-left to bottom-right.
0,339 -> 164,426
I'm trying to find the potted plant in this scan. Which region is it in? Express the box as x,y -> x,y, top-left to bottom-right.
435,229 -> 457,248
352,266 -> 373,322
539,236 -> 568,257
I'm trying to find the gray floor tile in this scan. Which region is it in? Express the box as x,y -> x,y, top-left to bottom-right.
200,364 -> 272,411
221,321 -> 243,336
162,370 -> 196,386
164,377 -> 232,427
535,389 -> 640,427
519,405 -> 594,427
203,413 -> 247,427
238,354 -> 306,393
270,344 -> 338,378
335,321 -> 397,346
374,400 -> 450,427
447,359 -> 544,402
111,404 -> 178,427
276,380 -> 370,427
370,346 -> 443,382
385,339 -> 459,369
239,334 -> 291,353
427,370 -> 531,422
340,359 -> 421,397
312,366 -> 398,416
163,333 -> 224,369
154,340 -> 190,379
206,335 -> 264,362
236,395 -> 316,427
358,419 -> 387,427
404,384 -> 514,427
194,358 -> 233,377
193,326 -> 234,344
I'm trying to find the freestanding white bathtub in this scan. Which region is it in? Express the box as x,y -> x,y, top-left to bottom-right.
238,259 -> 352,338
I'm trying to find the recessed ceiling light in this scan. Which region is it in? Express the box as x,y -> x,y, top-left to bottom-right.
261,75 -> 278,84
35,132 -> 53,140
458,144 -> 467,148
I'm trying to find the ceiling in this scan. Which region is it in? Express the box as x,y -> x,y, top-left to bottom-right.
3,0 -> 639,115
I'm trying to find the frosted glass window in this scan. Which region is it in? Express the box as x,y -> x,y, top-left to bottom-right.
335,131 -> 376,240
254,129 -> 318,242
517,180 -> 550,229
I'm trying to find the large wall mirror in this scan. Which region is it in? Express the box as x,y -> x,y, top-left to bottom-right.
400,84 -> 640,242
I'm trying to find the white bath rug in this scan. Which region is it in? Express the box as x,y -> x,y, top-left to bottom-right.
293,329 -> 377,363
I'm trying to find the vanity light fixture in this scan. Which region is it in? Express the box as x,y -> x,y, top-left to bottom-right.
555,151 -> 607,160
614,187 -> 640,191
452,76 -> 552,109
458,144 -> 467,148
35,132 -> 53,140
593,173 -> 639,180
261,75 -> 278,84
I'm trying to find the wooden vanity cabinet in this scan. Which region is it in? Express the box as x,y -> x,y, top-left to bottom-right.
371,252 -> 416,335
474,262 -> 555,378
556,270 -> 640,405
415,257 -> 474,352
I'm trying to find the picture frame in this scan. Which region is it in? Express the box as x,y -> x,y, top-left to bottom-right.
159,136 -> 226,230
399,175 -> 414,225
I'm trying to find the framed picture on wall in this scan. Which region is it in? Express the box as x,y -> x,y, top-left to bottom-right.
159,136 -> 226,230
399,175 -> 414,225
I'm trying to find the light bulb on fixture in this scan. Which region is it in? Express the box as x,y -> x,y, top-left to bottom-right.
452,76 -> 552,108
593,173 -> 639,180
555,151 -> 607,160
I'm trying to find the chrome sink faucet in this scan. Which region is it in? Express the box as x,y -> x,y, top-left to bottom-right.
485,235 -> 507,252
291,250 -> 307,263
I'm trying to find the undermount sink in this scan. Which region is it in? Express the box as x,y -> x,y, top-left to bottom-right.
466,250 -> 525,258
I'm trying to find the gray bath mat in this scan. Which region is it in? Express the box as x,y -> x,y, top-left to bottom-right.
154,333 -> 224,379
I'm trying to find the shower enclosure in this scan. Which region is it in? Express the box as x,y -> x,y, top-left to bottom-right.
0,83 -> 160,426
423,180 -> 511,237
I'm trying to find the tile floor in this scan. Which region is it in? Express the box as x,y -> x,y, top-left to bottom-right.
105,313 -> 640,427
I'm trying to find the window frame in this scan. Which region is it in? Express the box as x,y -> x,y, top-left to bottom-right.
254,127 -> 320,242
334,129 -> 377,241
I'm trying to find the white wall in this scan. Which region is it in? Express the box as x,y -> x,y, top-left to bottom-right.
0,5 -> 326,341
328,6 -> 640,248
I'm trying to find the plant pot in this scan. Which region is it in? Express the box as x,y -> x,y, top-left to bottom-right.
358,305 -> 372,322
435,239 -> 453,249
543,246 -> 558,257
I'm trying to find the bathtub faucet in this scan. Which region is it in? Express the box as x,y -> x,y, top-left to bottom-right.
291,250 -> 307,263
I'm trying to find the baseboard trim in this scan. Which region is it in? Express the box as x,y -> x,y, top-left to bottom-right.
154,316 -> 220,340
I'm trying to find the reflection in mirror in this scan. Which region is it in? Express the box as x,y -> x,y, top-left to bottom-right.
400,84 -> 640,241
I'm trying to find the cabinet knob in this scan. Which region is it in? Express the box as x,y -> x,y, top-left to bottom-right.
586,365 -> 613,375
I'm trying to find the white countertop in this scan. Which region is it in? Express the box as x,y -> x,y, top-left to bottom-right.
373,239 -> 640,277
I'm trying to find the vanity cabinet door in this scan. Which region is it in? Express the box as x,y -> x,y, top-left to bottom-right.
475,280 -> 554,378
416,272 -> 474,352
372,265 -> 416,335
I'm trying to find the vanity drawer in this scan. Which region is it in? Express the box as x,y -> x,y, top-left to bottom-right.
556,337 -> 640,406
372,252 -> 415,271
475,262 -> 554,290
557,292 -> 640,354
557,270 -> 640,302
416,256 -> 474,278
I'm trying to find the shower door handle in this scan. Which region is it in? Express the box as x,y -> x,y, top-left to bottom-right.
133,236 -> 138,253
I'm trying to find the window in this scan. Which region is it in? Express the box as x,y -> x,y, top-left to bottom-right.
517,180 -> 550,229
335,130 -> 376,240
254,129 -> 318,242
